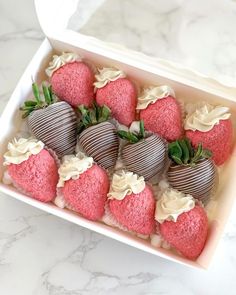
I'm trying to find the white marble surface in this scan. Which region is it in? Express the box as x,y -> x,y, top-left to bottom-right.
1,0 -> 236,294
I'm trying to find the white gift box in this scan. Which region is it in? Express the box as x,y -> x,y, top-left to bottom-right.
0,0 -> 236,269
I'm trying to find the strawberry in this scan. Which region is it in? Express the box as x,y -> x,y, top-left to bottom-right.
184,103 -> 233,166
95,68 -> 137,126
7,148 -> 58,202
20,83 -> 77,158
186,120 -> 233,166
118,121 -> 167,180
62,164 -> 109,221
159,206 -> 208,260
167,138 -> 217,204
77,103 -> 119,169
137,86 -> 183,141
46,53 -> 94,107
108,172 -> 155,235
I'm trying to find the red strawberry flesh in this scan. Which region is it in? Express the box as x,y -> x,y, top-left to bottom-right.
62,165 -> 109,221
186,119 -> 233,165
109,185 -> 155,235
51,62 -> 94,107
8,149 -> 58,202
160,206 -> 208,260
96,78 -> 137,126
140,96 -> 183,141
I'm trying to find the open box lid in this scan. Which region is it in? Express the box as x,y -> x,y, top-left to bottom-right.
34,0 -> 236,100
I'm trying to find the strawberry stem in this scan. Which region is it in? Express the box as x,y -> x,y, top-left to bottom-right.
77,102 -> 111,133
20,82 -> 56,118
168,138 -> 212,166
117,120 -> 146,144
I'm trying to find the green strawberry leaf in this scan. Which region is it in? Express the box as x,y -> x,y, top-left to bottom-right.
168,141 -> 183,164
77,102 -> 111,132
201,148 -> 212,159
32,83 -> 41,104
139,120 -> 145,139
168,139 -> 213,166
99,105 -> 111,123
20,82 -> 56,118
179,139 -> 190,164
42,83 -> 51,105
171,155 -> 184,165
117,130 -> 140,143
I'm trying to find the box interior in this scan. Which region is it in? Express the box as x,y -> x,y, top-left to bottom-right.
0,35 -> 236,269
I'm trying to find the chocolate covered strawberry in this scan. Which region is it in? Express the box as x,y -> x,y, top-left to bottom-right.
58,153 -> 109,221
4,137 -> 58,202
46,52 -> 94,107
137,85 -> 183,141
20,83 -> 77,158
155,188 -> 208,259
77,103 -> 119,169
118,121 -> 167,180
184,103 -> 233,165
167,138 -> 217,204
94,68 -> 137,126
108,171 -> 155,235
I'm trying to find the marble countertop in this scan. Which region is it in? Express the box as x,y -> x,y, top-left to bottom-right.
1,0 -> 236,294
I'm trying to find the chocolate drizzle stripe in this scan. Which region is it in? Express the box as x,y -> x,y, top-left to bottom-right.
122,134 -> 167,180
30,115 -> 75,134
29,107 -> 73,129
78,121 -> 119,169
28,101 -> 77,157
80,138 -> 117,153
125,151 -> 166,165
167,159 -> 216,204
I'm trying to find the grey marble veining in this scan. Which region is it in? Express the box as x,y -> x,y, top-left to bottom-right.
0,0 -> 236,294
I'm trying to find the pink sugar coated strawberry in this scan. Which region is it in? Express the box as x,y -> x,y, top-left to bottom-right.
108,185 -> 155,235
62,165 -> 109,221
140,96 -> 183,141
160,206 -> 208,260
51,62 -> 94,107
8,149 -> 58,202
96,78 -> 137,126
186,119 -> 233,166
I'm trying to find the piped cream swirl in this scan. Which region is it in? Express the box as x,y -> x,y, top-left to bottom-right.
137,85 -> 175,110
46,52 -> 82,77
184,103 -> 231,132
155,188 -> 195,223
3,137 -> 44,165
108,170 -> 145,200
57,152 -> 93,187
94,68 -> 126,89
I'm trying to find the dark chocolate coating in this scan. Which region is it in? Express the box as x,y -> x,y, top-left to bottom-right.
167,159 -> 217,204
78,121 -> 119,169
28,101 -> 77,158
122,134 -> 167,180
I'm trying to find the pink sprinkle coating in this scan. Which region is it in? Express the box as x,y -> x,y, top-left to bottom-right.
160,206 -> 208,260
51,62 -> 94,107
62,165 -> 109,221
108,185 -> 155,235
140,96 -> 183,141
8,149 -> 59,202
96,78 -> 137,126
186,119 -> 233,166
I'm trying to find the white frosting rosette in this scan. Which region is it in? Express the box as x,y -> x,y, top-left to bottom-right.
137,85 -> 175,110
155,188 -> 195,223
184,103 -> 231,132
3,137 -> 44,165
107,170 -> 145,200
57,152 -> 93,187
94,67 -> 126,89
45,52 -> 82,77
